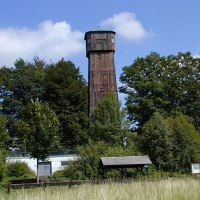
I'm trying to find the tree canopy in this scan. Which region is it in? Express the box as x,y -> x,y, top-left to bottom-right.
120,52 -> 200,130
89,93 -> 121,145
139,112 -> 200,172
14,99 -> 60,161
2,57 -> 46,118
43,60 -> 88,148
0,115 -> 9,181
0,58 -> 88,150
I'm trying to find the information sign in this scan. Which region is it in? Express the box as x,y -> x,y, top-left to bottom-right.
191,163 -> 200,174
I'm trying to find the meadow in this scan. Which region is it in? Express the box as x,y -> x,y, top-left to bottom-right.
1,178 -> 200,200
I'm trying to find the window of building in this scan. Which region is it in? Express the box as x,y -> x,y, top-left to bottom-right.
96,39 -> 106,44
87,39 -> 91,44
61,161 -> 68,166
111,37 -> 115,43
98,54 -> 101,59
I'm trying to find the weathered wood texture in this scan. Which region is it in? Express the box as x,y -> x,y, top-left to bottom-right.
85,31 -> 118,116
100,156 -> 152,169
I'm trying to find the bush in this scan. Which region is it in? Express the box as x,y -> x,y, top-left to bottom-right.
7,161 -> 35,179
63,140 -> 142,180
0,149 -> 7,182
64,162 -> 85,180
50,169 -> 68,181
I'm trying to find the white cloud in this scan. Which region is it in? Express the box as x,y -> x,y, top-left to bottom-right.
0,21 -> 85,67
193,53 -> 200,58
101,12 -> 153,42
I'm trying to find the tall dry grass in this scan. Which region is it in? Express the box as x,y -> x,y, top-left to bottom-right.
1,178 -> 200,200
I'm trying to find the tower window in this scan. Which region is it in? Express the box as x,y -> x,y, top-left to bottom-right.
96,39 -> 106,44
111,37 -> 115,43
98,54 -> 101,59
87,39 -> 91,44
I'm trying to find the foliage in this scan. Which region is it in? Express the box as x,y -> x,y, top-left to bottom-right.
139,113 -> 173,169
64,140 -> 140,180
2,57 -> 46,119
6,161 -> 35,179
14,99 -> 60,161
0,115 -> 9,148
51,169 -> 67,181
139,112 -> 200,171
43,59 -> 88,148
167,114 -> 200,172
0,58 -> 88,150
0,149 -> 7,182
0,66 -> 12,109
120,52 -> 200,129
89,93 -> 121,145
0,116 -> 9,182
64,141 -> 108,180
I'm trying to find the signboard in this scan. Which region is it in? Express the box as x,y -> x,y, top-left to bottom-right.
191,163 -> 200,174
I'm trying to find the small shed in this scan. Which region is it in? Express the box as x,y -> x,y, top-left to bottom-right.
100,156 -> 152,178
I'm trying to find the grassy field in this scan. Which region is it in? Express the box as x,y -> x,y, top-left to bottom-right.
1,178 -> 200,200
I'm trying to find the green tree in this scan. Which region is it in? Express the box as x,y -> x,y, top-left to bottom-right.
64,140 -> 140,180
139,112 -> 173,170
120,52 -> 200,129
2,57 -> 46,119
167,114 -> 200,172
0,58 -> 46,150
89,93 -> 121,145
139,112 -> 200,172
1,58 -> 88,150
0,115 -> 9,182
0,66 -> 12,109
14,100 -> 60,181
43,59 -> 88,148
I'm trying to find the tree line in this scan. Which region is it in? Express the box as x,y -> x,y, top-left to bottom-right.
120,52 -> 200,172
0,51 -> 200,182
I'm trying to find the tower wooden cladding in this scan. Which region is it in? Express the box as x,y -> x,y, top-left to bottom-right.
85,30 -> 118,116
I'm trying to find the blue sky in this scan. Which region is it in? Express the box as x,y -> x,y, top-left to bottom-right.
0,0 -> 200,102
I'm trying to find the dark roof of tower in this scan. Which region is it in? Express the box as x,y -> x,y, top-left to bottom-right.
84,30 -> 115,40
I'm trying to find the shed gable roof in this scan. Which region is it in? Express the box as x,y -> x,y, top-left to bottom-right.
100,156 -> 152,168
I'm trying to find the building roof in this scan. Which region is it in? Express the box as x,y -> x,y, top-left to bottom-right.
100,156 -> 152,169
84,30 -> 115,40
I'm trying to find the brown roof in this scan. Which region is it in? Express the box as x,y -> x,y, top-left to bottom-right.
100,156 -> 152,168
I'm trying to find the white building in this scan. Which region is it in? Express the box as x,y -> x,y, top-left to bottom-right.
6,154 -> 78,175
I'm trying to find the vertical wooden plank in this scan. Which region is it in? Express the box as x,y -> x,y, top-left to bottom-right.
85,31 -> 118,117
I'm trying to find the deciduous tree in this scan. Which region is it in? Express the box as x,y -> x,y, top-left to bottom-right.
120,52 -> 200,129
139,112 -> 200,172
0,115 -> 9,182
2,57 -> 46,118
89,93 -> 121,145
43,60 -> 88,148
14,100 -> 60,181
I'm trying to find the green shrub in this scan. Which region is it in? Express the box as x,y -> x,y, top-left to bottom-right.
0,149 -> 7,182
63,140 -> 142,180
0,162 -> 6,182
50,169 -> 67,181
6,161 -> 35,179
63,162 -> 86,180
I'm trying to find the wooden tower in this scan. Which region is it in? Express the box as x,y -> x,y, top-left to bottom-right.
85,30 -> 118,117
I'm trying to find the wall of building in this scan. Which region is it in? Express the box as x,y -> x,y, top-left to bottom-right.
6,154 -> 78,174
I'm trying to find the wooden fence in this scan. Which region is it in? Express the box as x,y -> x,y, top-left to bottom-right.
7,178 -> 137,194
